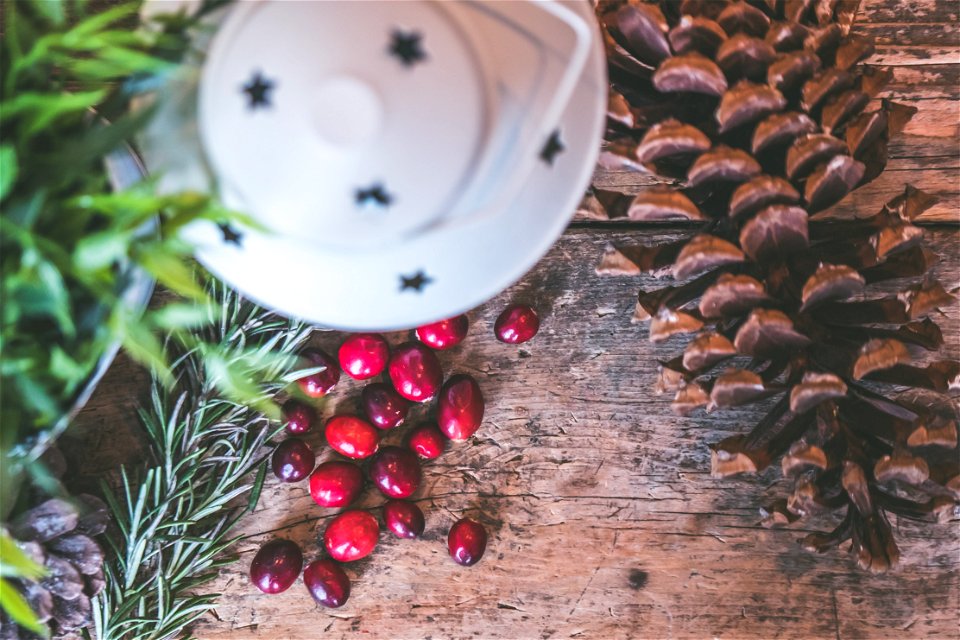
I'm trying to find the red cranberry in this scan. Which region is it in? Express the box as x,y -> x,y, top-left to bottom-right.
250,538 -> 303,594
383,500 -> 425,539
323,510 -> 379,562
437,374 -> 485,441
387,342 -> 443,403
282,399 -> 316,435
309,461 -> 365,508
338,333 -> 390,380
272,438 -> 315,483
494,304 -> 540,344
297,348 -> 341,397
448,518 -> 487,566
304,558 -> 351,608
368,446 -> 422,499
415,315 -> 469,350
325,415 -> 379,459
405,423 -> 446,459
361,383 -> 410,430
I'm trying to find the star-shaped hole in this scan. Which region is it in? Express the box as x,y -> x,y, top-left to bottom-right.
242,71 -> 275,110
217,222 -> 243,247
540,129 -> 565,165
388,30 -> 426,67
355,183 -> 394,209
400,270 -> 433,293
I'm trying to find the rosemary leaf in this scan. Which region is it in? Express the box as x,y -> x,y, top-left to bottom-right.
93,282 -> 313,640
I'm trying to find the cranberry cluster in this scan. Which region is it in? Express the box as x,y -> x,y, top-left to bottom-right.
250,306 -> 538,608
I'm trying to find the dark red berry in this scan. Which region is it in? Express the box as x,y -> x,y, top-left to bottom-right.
368,446 -> 422,499
361,383 -> 410,430
415,315 -> 469,350
271,438 -> 315,483
282,399 -> 316,435
325,415 -> 379,459
405,423 -> 446,459
338,333 -> 390,380
387,342 -> 443,403
383,500 -> 425,539
304,558 -> 351,608
297,348 -> 341,397
437,374 -> 485,441
309,461 -> 365,508
324,510 -> 379,562
250,538 -> 303,594
494,304 -> 540,344
448,518 -> 487,566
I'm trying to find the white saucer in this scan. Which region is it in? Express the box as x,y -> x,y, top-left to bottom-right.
139,0 -> 606,331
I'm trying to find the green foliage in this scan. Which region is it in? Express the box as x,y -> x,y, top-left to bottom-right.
0,1 -> 260,489
93,281 -> 315,640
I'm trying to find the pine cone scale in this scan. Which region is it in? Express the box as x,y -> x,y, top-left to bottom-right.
595,0 -> 958,571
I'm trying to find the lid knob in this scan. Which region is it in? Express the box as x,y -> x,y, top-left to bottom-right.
312,76 -> 384,148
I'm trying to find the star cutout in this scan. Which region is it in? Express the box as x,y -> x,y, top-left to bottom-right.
355,183 -> 394,209
217,222 -> 243,247
540,129 -> 565,165
241,71 -> 275,110
400,270 -> 433,293
388,30 -> 426,67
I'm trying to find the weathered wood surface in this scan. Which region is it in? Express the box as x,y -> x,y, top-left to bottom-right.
68,0 -> 959,638
582,0 -> 960,224
73,229 -> 959,640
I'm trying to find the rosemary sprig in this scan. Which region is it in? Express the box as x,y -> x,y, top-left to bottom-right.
91,280 -> 314,640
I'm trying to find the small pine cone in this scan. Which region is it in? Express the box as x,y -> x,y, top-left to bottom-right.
592,1 -> 959,571
5,494 -> 109,636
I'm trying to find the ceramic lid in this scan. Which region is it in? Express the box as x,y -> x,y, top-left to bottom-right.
137,0 -> 606,330
199,0 -> 490,250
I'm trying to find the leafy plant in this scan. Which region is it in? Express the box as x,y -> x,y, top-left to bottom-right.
0,0 -> 300,632
93,280 -> 313,640
0,1 -> 250,493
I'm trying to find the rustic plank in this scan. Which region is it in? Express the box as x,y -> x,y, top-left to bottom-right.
859,0 -> 960,25
190,227 -> 958,640
61,1 -> 959,637
71,227 -> 958,640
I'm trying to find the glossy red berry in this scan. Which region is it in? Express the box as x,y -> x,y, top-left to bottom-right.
338,333 -> 390,380
282,399 -> 316,435
405,423 -> 446,459
387,342 -> 443,403
383,500 -> 425,539
437,374 -> 485,441
309,461 -> 365,508
297,348 -> 341,397
304,558 -> 351,608
494,304 -> 540,344
250,538 -> 303,594
361,383 -> 410,430
272,438 -> 315,483
448,518 -> 487,566
324,510 -> 379,562
325,415 -> 379,459
369,446 -> 422,499
415,315 -> 469,350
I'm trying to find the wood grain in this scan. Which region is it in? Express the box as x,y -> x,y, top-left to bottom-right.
71,229 -> 959,640
65,0 -> 959,637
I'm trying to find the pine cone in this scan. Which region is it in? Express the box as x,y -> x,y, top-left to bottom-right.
591,0 -> 959,572
2,450 -> 108,638
594,0 -> 915,205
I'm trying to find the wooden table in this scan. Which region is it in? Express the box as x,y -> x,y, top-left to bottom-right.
73,0 -> 958,637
